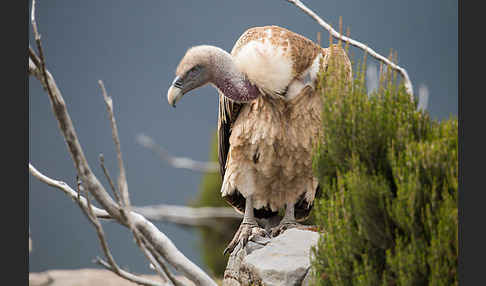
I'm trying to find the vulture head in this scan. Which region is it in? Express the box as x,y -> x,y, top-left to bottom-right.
166,45 -> 216,107
167,45 -> 260,107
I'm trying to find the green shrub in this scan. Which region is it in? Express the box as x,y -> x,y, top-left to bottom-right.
310,46 -> 458,286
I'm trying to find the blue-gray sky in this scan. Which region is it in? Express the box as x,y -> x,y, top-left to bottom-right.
29,0 -> 457,274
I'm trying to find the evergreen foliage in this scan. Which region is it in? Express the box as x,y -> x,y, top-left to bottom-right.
310,45 -> 458,285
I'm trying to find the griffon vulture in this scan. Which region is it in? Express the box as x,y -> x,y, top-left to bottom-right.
166,25 -> 352,254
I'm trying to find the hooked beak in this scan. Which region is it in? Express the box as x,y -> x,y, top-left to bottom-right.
167,85 -> 183,108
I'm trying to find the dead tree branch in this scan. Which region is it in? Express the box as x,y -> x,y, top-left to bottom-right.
74,182 -> 165,286
30,162 -> 239,228
286,0 -> 414,99
29,1 -> 216,284
98,80 -> 130,207
29,163 -> 111,218
134,204 -> 242,228
95,258 -> 167,286
136,134 -> 219,173
99,154 -> 121,204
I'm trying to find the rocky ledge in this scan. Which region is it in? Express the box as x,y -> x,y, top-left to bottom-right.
223,227 -> 319,286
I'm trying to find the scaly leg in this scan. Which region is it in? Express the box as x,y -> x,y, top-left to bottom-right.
271,203 -> 302,237
223,195 -> 268,255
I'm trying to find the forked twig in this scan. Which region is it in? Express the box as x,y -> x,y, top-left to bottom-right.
286,0 -> 414,99
97,81 -> 181,284
75,180 -> 164,286
98,80 -> 130,207
98,154 -> 121,204
95,257 -> 165,286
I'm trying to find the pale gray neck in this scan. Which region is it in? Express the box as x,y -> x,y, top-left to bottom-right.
207,47 -> 260,102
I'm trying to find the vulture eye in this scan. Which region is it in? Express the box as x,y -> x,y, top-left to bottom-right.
187,65 -> 201,77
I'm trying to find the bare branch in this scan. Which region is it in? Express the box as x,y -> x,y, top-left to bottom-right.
31,0 -> 56,101
136,134 -> 219,173
99,154 -> 121,205
95,258 -> 166,286
31,0 -> 39,41
29,46 -> 41,68
120,203 -> 174,285
76,187 -> 120,277
134,204 -> 241,228
30,162 -> 237,228
98,80 -> 130,207
97,81 -> 181,284
76,180 -> 169,286
285,0 -> 414,99
30,50 -> 122,220
137,240 -> 173,285
29,57 -> 42,78
29,163 -> 110,218
30,162 -> 216,285
130,226 -> 184,286
29,3 -> 216,284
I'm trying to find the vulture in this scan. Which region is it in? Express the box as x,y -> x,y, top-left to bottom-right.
167,25 -> 352,254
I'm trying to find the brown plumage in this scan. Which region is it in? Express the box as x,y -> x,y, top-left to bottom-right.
167,25 -> 352,254
219,26 -> 351,219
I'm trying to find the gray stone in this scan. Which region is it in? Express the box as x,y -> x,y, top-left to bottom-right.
223,227 -> 319,286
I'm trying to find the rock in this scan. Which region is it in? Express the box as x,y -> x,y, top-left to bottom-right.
29,268 -> 194,286
223,227 -> 319,286
300,269 -> 313,286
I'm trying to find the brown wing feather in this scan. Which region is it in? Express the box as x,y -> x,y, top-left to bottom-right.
217,90 -> 243,179
217,27 -> 352,220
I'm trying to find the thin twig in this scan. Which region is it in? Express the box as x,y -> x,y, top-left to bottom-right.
76,185 -> 119,273
97,82 -> 177,283
29,57 -> 42,78
136,134 -> 219,173
121,208 -> 173,285
95,257 -> 165,286
285,0 -> 414,99
29,163 -> 110,218
29,46 -> 41,69
133,204 -> 241,228
131,226 -> 183,286
31,0 -> 55,99
98,80 -> 130,207
138,240 -> 173,285
99,154 -> 121,205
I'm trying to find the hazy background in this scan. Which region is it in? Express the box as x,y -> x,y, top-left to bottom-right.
29,0 -> 457,274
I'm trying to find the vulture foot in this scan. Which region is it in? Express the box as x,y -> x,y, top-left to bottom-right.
223,220 -> 268,255
270,221 -> 302,237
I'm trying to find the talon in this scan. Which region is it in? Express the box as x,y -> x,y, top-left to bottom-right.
223,222 -> 266,255
223,246 -> 231,256
271,221 -> 301,237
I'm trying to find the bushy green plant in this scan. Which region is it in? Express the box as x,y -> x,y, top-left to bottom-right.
310,45 -> 458,286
